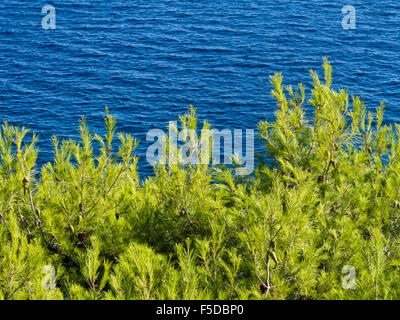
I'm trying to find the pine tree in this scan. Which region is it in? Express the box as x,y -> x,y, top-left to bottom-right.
2,59 -> 400,299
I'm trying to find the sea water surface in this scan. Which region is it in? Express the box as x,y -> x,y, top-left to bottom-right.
0,1 -> 399,176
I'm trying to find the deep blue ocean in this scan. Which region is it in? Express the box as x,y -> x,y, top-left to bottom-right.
0,1 -> 399,177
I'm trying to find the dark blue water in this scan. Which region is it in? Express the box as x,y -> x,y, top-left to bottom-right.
1,1 -> 399,176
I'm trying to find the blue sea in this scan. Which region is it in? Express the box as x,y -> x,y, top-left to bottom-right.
0,1 -> 399,176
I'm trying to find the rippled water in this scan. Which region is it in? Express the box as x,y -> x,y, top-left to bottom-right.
0,1 -> 399,176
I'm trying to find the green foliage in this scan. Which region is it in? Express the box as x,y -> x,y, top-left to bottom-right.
1,59 -> 400,300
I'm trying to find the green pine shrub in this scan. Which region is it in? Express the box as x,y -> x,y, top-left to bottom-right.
1,58 -> 400,300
